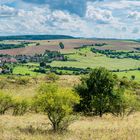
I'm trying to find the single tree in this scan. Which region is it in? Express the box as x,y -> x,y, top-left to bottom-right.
75,67 -> 115,117
131,75 -> 135,80
33,84 -> 80,131
59,42 -> 64,49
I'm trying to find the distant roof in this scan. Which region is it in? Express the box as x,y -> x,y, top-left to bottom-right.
0,57 -> 17,63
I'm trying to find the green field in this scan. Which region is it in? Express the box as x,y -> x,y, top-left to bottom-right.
9,45 -> 140,80
13,65 -> 38,76
51,52 -> 140,70
51,46 -> 140,70
115,70 -> 140,80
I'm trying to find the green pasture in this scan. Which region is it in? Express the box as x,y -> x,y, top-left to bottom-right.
51,51 -> 140,70
3,42 -> 140,79
115,70 -> 140,81
13,65 -> 38,76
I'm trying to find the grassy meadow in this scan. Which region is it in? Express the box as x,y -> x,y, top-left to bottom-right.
0,75 -> 140,140
51,46 -> 140,70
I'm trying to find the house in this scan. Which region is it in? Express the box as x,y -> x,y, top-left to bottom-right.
0,68 -> 2,74
0,57 -> 17,63
0,57 -> 17,74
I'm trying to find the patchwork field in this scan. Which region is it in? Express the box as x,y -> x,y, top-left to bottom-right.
1,39 -> 140,55
1,39 -> 140,80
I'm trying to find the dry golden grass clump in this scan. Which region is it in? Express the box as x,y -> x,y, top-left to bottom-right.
0,113 -> 140,140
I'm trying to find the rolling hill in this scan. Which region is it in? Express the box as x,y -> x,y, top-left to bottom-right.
0,35 -> 75,41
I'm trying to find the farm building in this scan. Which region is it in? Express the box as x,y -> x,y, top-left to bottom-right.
0,57 -> 17,63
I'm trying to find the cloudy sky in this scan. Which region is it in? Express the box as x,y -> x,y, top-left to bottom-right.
0,0 -> 140,38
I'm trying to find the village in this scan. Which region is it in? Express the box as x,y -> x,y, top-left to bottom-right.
0,50 -> 66,74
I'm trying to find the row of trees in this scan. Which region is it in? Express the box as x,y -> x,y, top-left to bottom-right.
0,67 -> 140,132
91,48 -> 140,60
0,42 -> 32,50
35,65 -> 91,75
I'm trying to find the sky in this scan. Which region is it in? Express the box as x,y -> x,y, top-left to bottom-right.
0,0 -> 140,39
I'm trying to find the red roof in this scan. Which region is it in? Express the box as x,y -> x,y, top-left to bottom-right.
0,57 -> 17,63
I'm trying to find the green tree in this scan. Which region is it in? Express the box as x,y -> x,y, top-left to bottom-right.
131,75 -> 135,81
59,42 -> 64,49
40,62 -> 46,67
75,67 -> 115,117
33,84 -> 80,131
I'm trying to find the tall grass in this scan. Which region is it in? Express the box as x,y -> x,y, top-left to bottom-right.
0,113 -> 139,140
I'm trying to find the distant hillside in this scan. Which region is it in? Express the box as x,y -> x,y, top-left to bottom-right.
0,35 -> 75,40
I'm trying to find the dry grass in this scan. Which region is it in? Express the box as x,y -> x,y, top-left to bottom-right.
0,75 -> 140,140
0,75 -> 80,98
0,113 -> 139,140
57,75 -> 80,87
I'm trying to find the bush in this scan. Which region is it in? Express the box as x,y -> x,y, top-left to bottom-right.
12,98 -> 29,116
110,89 -> 140,117
0,79 -> 7,89
16,77 -> 30,85
0,92 -> 13,115
33,84 -> 80,131
45,73 -> 59,82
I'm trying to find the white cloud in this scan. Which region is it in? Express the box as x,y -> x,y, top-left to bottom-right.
1,0 -> 140,38
85,2 -> 124,29
0,5 -> 18,17
0,5 -> 90,36
128,11 -> 140,20
102,0 -> 140,10
86,3 -> 116,24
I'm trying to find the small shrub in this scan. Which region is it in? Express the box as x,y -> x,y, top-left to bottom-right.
110,89 -> 140,117
0,79 -> 7,89
0,92 -> 13,115
45,73 -> 59,82
13,98 -> 29,116
16,77 -> 30,85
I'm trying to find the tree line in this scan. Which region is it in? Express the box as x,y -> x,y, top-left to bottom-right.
91,48 -> 140,60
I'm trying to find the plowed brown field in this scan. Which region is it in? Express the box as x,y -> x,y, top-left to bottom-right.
0,39 -> 140,55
